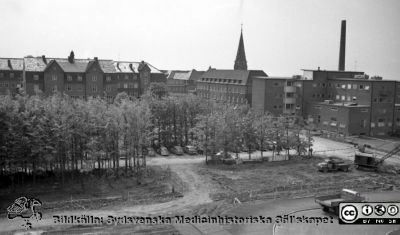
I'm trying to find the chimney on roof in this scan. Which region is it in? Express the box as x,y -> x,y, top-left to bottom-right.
7,59 -> 12,69
94,57 -> 98,61
42,55 -> 47,64
68,50 -> 75,63
338,20 -> 346,71
129,63 -> 134,72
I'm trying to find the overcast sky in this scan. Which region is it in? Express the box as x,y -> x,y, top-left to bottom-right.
1,0 -> 399,79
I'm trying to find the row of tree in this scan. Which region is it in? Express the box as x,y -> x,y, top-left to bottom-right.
0,88 -> 313,186
0,92 -> 152,186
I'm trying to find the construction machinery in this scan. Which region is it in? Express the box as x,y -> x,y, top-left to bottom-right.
315,189 -> 366,215
317,157 -> 351,172
354,143 -> 400,171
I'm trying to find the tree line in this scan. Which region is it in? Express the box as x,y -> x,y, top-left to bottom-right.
0,86 -> 313,186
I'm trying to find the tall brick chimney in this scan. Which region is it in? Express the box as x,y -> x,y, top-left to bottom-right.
338,20 -> 346,71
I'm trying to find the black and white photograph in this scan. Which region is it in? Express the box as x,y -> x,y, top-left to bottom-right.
1,0 -> 400,234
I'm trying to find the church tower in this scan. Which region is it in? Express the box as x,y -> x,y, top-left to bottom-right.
234,26 -> 247,70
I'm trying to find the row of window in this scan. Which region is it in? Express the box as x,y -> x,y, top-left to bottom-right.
48,74 -> 140,82
321,121 -> 347,128
335,95 -> 357,102
54,85 -> 99,92
313,105 -> 370,113
197,84 -> 246,93
106,75 -> 138,81
198,92 -> 246,103
312,82 -> 370,91
66,75 -> 84,81
118,83 -> 138,89
0,72 -> 18,78
371,120 -> 393,128
201,78 -> 243,84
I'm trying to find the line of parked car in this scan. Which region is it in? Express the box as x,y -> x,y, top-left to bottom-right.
146,145 -> 200,157
145,141 -> 279,158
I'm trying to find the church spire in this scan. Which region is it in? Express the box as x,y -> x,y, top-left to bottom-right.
234,25 -> 247,70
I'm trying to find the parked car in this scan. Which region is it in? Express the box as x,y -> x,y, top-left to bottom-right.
184,145 -> 197,155
156,146 -> 169,156
170,146 -> 184,155
214,151 -> 233,159
214,151 -> 236,164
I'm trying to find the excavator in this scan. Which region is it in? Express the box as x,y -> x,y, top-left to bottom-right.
354,143 -> 400,171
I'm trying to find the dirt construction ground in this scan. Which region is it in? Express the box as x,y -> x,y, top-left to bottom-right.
1,136 -> 400,234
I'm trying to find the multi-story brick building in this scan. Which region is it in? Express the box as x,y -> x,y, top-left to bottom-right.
252,76 -> 298,115
0,51 -> 167,101
252,68 -> 400,137
0,58 -> 23,96
198,69 -> 267,104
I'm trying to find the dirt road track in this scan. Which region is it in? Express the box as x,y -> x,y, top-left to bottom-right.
0,157 -> 215,233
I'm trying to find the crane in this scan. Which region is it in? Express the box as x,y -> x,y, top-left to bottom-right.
354,143 -> 400,171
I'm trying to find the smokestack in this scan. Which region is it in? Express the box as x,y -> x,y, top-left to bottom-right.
338,20 -> 346,71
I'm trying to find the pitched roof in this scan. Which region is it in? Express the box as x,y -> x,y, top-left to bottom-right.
114,62 -> 134,73
168,70 -> 192,80
98,60 -> 117,73
24,57 -> 47,72
167,69 -> 205,81
55,58 -> 89,73
0,58 -> 24,71
189,70 -> 205,81
134,61 -> 161,73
